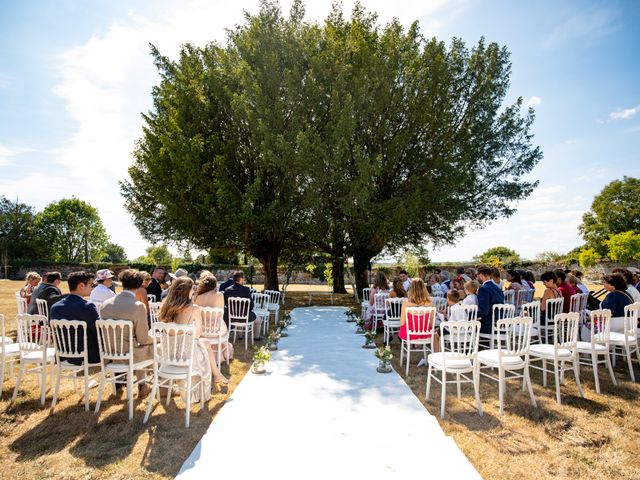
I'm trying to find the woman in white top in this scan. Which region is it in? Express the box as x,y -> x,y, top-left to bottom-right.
90,269 -> 117,303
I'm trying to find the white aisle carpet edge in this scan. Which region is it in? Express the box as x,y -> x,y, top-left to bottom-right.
176,306 -> 482,479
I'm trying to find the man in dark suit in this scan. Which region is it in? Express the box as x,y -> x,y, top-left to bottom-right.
223,270 -> 261,340
50,271 -> 100,365
477,265 -> 505,335
28,271 -> 65,316
218,273 -> 234,292
146,267 -> 166,302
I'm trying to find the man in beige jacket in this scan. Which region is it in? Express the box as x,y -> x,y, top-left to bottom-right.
101,269 -> 153,395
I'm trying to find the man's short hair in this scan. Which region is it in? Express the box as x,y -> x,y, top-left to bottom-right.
232,270 -> 245,283
68,271 -> 94,291
399,269 -> 408,276
477,266 -> 492,277
119,269 -> 143,290
45,271 -> 62,284
153,267 -> 166,274
555,269 -> 567,282
490,267 -> 501,279
540,271 -> 557,283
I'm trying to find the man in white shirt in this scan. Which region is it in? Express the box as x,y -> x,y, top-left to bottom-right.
398,270 -> 411,292
90,269 -> 116,303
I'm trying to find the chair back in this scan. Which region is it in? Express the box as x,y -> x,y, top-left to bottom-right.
405,306 -> 437,339
623,303 -> 640,341
589,309 -> 612,346
431,296 -> 447,314
200,307 -> 225,337
492,303 -> 516,323
36,298 -> 49,318
151,322 -> 196,368
515,290 -> 528,311
373,292 -> 389,316
503,290 -> 515,305
568,294 -> 583,315
147,294 -> 157,303
15,314 -> 49,351
149,302 -> 162,324
496,317 -> 532,357
50,319 -> 88,361
95,319 -> 134,362
460,304 -> 478,321
439,320 -> 480,360
526,289 -> 535,303
228,297 -> 251,322
545,297 -> 564,324
552,313 -> 580,349
252,293 -> 269,310
16,294 -> 28,315
521,300 -> 541,330
362,288 -> 371,304
384,298 -> 406,321
264,290 -> 281,309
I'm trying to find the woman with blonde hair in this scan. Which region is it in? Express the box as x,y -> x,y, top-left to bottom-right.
364,271 -> 390,329
398,278 -> 438,354
389,277 -> 407,299
20,272 -> 41,303
192,272 -> 233,362
135,270 -> 152,315
158,277 -> 228,392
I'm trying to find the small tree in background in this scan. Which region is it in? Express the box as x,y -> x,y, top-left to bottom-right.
102,242 -> 128,263
473,246 -> 521,267
606,231 -> 640,263
579,247 -> 601,268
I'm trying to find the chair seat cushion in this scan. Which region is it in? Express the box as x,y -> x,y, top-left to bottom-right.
1,343 -> 20,355
23,347 -> 56,362
576,341 -> 608,353
609,332 -> 636,344
158,364 -> 191,377
106,359 -> 153,372
427,352 -> 472,370
1,336 -> 13,345
477,349 -> 525,367
253,309 -> 269,317
529,344 -> 572,358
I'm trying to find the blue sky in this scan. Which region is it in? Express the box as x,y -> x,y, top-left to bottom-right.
0,0 -> 639,262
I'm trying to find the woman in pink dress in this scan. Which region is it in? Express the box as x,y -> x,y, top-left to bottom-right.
398,278 -> 438,351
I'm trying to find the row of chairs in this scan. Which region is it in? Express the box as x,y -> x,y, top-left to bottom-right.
394,303 -> 640,418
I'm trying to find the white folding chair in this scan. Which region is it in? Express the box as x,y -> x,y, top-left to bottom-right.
228,297 -> 253,349
426,320 -> 483,419
383,298 -> 406,345
371,292 -> 388,331
539,297 -> 564,344
149,302 -> 162,325
399,306 -> 437,375
12,314 -> 56,406
94,319 -> 153,420
1,314 -> 20,397
144,322 -> 204,428
521,301 -> 541,344
442,304 -> 478,350
16,293 -> 28,315
479,304 -> 516,349
36,298 -> 49,318
609,303 -> 640,382
252,293 -> 270,335
361,288 -> 371,319
515,290 -> 528,314
478,317 -> 537,414
431,296 -> 447,317
529,312 -> 584,404
569,293 -> 589,324
264,290 -> 281,323
576,309 -> 616,393
50,319 -> 100,412
147,294 -> 157,303
200,307 -> 229,367
503,290 -> 515,306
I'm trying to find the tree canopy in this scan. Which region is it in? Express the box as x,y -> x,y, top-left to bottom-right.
122,0 -> 541,291
0,196 -> 40,263
473,246 -> 522,267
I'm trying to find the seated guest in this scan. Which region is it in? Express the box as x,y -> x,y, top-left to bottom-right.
477,266 -> 504,334
158,276 -> 226,390
161,268 -> 189,300
398,270 -> 411,292
612,268 -> 640,303
462,280 -> 479,305
443,289 -> 467,322
440,271 -> 451,291
193,272 -> 233,362
555,269 -> 577,313
20,271 -> 41,304
50,271 -> 100,365
540,271 -> 562,323
218,273 -> 234,292
28,271 -> 65,316
90,269 -> 116,303
507,270 -> 526,297
571,270 -> 590,294
491,267 -> 504,290
427,273 -> 445,296
223,270 -> 261,341
146,267 -> 165,302
100,269 -> 153,397
389,277 -> 407,299
398,278 -> 437,353
364,271 -> 390,329
135,270 -> 152,315
523,271 -> 536,290
464,267 -> 477,281
601,273 -> 634,332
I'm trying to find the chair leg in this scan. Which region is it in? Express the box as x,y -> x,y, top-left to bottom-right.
560,360 -> 565,384
405,347 -> 410,376
166,379 -> 174,405
127,371 -> 134,421
40,361 -> 48,406
12,361 -> 25,401
399,342 -> 404,367
498,367 -> 505,415
573,358 -> 584,398
605,351 -> 617,386
440,369 -> 447,419
143,373 -> 157,424
474,365 -> 483,416
185,377 -> 192,428
542,358 -> 547,387
95,371 -> 106,414
553,358 -> 561,404
50,365 -> 62,413
456,373 -> 461,399
425,364 -> 433,400
525,365 -> 537,408
591,354 -> 601,394
625,345 -> 635,382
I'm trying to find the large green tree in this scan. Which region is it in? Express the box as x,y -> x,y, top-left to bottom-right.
579,176 -> 640,255
34,198 -> 109,263
102,242 -> 128,263
0,196 -> 40,264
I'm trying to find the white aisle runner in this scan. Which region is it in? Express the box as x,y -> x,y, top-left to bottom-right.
177,307 -> 481,479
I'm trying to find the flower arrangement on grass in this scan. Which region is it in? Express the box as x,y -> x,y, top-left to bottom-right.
375,345 -> 393,373
278,324 -> 289,337
267,331 -> 281,351
355,318 -> 365,334
345,309 -> 357,322
362,329 -> 377,348
252,345 -> 272,374
284,311 -> 292,325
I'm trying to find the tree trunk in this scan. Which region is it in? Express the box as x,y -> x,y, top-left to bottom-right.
353,252 -> 371,299
332,258 -> 347,294
260,250 -> 280,291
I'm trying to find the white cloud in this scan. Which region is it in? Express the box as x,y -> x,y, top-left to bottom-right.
0,144 -> 34,166
609,104 -> 640,121
523,96 -> 542,108
544,8 -> 618,48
